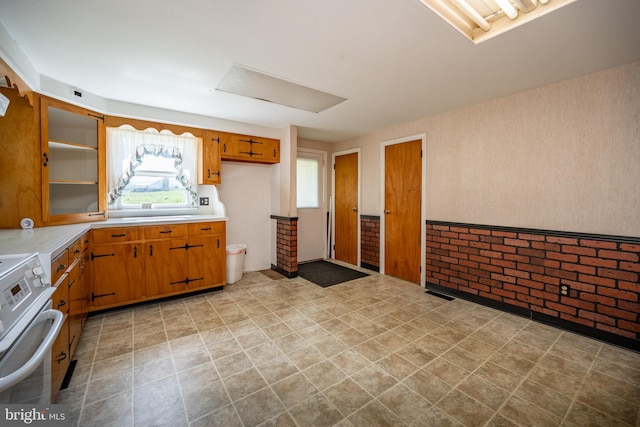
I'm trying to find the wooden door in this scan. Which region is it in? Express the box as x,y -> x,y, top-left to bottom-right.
334,152 -> 359,265
384,140 -> 422,284
91,243 -> 144,307
145,239 -> 188,296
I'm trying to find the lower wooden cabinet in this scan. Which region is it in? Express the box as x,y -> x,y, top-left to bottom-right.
90,243 -> 144,308
50,272 -> 69,403
188,234 -> 225,291
145,238 -> 189,296
89,221 -> 226,310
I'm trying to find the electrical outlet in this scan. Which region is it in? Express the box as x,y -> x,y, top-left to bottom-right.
199,197 -> 209,206
560,284 -> 570,296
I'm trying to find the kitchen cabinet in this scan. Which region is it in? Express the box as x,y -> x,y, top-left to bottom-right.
187,222 -> 226,290
89,221 -> 226,311
50,254 -> 69,403
221,132 -> 280,164
90,242 -> 144,308
40,97 -> 107,225
145,238 -> 189,296
68,232 -> 90,357
199,130 -> 223,185
49,234 -> 92,402
0,87 -> 40,229
50,281 -> 69,403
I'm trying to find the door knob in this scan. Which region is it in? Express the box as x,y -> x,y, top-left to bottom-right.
351,207 -> 358,212
384,209 -> 391,214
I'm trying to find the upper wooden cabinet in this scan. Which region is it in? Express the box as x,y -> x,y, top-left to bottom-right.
221,133 -> 280,164
199,130 -> 223,185
40,97 -> 107,225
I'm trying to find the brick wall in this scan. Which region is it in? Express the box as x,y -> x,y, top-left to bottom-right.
426,221 -> 640,350
271,216 -> 298,277
361,215 -> 380,271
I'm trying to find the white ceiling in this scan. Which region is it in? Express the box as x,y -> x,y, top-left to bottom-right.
1,0 -> 639,142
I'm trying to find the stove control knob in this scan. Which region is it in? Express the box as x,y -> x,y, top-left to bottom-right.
32,266 -> 45,276
33,277 -> 50,288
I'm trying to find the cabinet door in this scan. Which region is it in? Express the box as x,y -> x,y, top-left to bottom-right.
90,243 -> 144,308
51,282 -> 69,403
187,234 -> 225,290
200,130 -> 223,185
145,239 -> 189,296
221,133 -> 280,164
67,259 -> 83,357
40,97 -> 107,225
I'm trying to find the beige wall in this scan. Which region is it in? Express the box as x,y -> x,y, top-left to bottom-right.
329,61 -> 640,238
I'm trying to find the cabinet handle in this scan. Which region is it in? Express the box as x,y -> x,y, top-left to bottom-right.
159,230 -> 172,234
68,279 -> 75,288
149,245 -> 153,256
73,249 -> 81,255
57,351 -> 67,363
274,149 -> 277,158
57,299 -> 67,309
134,246 -> 137,258
91,291 -> 116,302
217,238 -> 220,249
42,152 -> 49,167
201,227 -> 212,231
56,264 -> 67,272
111,233 -> 126,238
223,143 -> 227,152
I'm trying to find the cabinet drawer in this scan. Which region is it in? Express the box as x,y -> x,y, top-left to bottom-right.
144,224 -> 188,240
188,222 -> 225,236
50,250 -> 69,286
52,280 -> 69,314
69,238 -> 83,260
92,227 -> 142,244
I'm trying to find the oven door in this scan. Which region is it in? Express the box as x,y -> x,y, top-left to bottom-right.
0,304 -> 64,404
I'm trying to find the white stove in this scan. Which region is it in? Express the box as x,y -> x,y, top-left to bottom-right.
0,253 -> 63,404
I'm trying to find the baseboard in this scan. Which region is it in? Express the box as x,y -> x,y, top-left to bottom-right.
426,282 -> 639,352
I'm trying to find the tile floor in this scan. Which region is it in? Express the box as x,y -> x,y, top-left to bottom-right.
58,265 -> 640,427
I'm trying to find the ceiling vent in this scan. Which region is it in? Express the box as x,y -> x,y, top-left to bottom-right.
216,65 -> 347,113
420,0 -> 577,43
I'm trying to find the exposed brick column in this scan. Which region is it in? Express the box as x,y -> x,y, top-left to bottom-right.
426,220 -> 640,351
360,215 -> 380,271
271,215 -> 298,278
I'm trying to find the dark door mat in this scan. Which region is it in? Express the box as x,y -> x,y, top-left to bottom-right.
260,269 -> 286,280
298,260 -> 368,288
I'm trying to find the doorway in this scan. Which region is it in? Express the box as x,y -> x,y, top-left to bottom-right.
297,149 -> 327,262
332,150 -> 360,265
381,135 -> 426,285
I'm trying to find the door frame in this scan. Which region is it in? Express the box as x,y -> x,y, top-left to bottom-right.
331,148 -> 361,264
297,147 -> 328,262
380,133 -> 427,286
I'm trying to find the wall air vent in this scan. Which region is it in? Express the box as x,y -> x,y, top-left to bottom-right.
420,0 -> 577,43
216,65 -> 347,113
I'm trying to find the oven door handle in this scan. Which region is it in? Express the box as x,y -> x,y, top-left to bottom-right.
0,309 -> 64,392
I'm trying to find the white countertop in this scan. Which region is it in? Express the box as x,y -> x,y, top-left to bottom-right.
0,215 -> 227,260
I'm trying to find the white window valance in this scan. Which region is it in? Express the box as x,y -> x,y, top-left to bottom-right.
107,125 -> 198,207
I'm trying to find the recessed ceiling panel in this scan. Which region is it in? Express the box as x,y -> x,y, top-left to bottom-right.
216,65 -> 347,113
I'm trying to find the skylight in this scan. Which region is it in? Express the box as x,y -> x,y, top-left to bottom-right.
420,0 -> 577,43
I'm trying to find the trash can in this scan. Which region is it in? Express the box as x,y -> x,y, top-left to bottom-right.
226,244 -> 246,284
